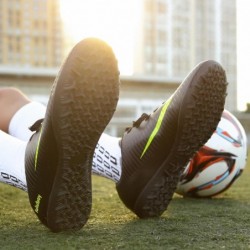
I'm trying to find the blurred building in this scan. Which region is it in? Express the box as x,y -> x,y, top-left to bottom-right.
133,0 -> 237,111
0,0 -> 63,68
0,0 -> 248,139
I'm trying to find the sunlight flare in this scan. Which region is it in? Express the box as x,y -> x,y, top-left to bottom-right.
60,0 -> 142,75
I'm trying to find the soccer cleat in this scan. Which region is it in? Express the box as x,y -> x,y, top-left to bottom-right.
116,60 -> 227,218
25,38 -> 120,232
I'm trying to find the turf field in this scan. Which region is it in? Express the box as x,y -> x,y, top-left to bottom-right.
1,150 -> 249,249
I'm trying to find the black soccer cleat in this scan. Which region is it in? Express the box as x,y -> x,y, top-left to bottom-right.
116,60 -> 228,218
25,38 -> 120,232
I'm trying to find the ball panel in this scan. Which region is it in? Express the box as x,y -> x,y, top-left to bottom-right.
176,110 -> 247,198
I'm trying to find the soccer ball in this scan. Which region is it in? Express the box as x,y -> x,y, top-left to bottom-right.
176,109 -> 248,198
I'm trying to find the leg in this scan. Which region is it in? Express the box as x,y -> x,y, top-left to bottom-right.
1,88 -> 122,185
0,130 -> 27,191
0,88 -> 30,133
0,87 -> 46,141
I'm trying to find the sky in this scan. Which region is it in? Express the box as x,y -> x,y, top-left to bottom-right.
60,0 -> 250,111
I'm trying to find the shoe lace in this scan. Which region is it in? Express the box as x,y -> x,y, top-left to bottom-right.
29,118 -> 44,132
125,113 -> 150,133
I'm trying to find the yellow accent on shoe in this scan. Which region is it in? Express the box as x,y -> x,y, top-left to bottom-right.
34,126 -> 43,171
34,194 -> 42,213
140,97 -> 172,159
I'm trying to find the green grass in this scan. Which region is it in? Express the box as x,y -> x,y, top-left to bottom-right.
1,151 -> 250,250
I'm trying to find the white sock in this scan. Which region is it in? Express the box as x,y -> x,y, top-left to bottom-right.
92,133 -> 122,182
0,133 -> 122,192
8,102 -> 46,141
0,130 -> 27,191
5,101 -> 122,189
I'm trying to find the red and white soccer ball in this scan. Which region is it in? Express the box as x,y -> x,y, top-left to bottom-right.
176,109 -> 248,198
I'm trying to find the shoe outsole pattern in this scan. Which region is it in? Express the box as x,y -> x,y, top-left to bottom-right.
134,63 -> 227,217
26,38 -> 119,232
47,39 -> 120,231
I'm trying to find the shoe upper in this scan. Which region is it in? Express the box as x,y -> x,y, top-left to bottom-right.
25,117 -> 58,226
117,97 -> 179,212
116,60 -> 227,217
